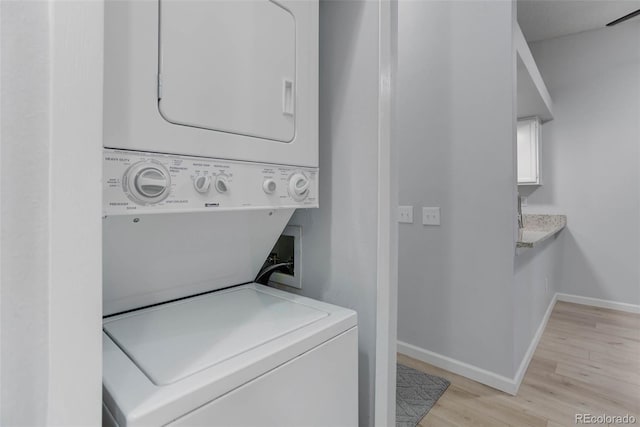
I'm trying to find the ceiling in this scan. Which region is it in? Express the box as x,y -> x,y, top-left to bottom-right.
518,0 -> 640,42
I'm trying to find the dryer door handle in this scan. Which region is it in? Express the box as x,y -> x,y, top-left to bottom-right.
282,79 -> 294,116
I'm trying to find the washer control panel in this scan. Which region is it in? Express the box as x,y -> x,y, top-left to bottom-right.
104,150 -> 318,215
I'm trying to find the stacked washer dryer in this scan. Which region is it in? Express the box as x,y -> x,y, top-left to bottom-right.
101,1 -> 358,426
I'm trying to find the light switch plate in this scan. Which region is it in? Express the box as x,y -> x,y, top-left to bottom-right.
422,207 -> 441,226
398,206 -> 413,224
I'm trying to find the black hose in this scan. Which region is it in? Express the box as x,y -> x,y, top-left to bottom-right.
255,262 -> 293,285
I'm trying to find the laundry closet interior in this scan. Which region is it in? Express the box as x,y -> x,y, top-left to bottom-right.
100,1 -> 393,426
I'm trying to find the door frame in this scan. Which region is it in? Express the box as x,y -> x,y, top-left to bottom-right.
374,0 -> 399,425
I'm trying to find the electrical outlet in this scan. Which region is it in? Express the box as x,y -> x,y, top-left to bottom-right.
398,206 -> 414,224
422,207 -> 441,226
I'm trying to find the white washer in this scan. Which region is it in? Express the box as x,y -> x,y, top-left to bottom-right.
102,284 -> 357,426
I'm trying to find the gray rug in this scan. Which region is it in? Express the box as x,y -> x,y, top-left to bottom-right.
396,364 -> 450,427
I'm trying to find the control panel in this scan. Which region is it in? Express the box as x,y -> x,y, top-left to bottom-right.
104,150 -> 318,215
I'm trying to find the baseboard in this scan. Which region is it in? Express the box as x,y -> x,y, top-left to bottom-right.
397,340 -> 519,395
556,293 -> 640,314
398,292 -> 639,396
398,293 -> 559,396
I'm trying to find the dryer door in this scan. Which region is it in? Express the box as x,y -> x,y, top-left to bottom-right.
159,0 -> 296,143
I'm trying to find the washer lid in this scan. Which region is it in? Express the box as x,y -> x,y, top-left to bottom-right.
103,287 -> 328,386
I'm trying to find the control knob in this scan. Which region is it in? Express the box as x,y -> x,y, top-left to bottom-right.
194,175 -> 211,193
263,179 -> 277,194
123,161 -> 171,205
288,173 -> 310,201
215,175 -> 230,193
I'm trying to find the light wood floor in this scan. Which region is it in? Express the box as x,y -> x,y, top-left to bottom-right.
399,301 -> 640,427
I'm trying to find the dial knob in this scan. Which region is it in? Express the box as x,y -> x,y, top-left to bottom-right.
194,175 -> 211,193
288,173 -> 310,201
215,175 -> 229,193
123,161 -> 171,205
263,178 -> 277,194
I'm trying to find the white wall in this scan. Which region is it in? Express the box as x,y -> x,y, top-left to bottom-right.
1,3 -> 51,424
47,2 -> 104,424
287,1 -> 396,425
513,237 -> 562,364
1,1 -> 103,424
396,0 -> 518,379
522,22 -> 640,305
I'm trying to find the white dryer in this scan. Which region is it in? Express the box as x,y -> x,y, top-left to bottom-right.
101,1 -> 358,426
104,0 -> 318,167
